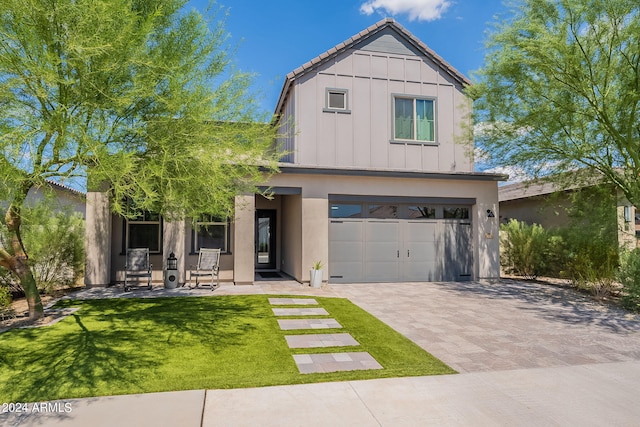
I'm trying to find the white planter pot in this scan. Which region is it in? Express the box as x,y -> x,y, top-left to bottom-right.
310,269 -> 323,288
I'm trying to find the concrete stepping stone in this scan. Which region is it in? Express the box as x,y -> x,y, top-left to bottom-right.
269,298 -> 318,306
277,318 -> 343,330
272,307 -> 329,316
285,333 -> 359,348
293,352 -> 383,374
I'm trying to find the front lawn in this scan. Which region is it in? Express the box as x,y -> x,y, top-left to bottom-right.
0,295 -> 454,401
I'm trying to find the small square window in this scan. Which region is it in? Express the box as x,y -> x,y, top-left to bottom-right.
324,88 -> 350,113
329,91 -> 346,109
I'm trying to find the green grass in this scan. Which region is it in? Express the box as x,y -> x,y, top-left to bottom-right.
0,295 -> 454,401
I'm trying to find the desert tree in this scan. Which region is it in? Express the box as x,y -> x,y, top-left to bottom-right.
0,0 -> 281,318
469,0 -> 640,205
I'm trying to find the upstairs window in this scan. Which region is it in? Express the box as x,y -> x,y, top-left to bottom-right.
393,96 -> 435,143
324,88 -> 350,113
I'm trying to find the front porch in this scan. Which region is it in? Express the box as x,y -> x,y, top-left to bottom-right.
231,188 -> 328,286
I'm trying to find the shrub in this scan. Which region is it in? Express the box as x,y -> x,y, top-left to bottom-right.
550,224 -> 618,295
500,218 -> 618,290
0,285 -> 14,320
557,186 -> 619,284
0,285 -> 11,308
500,220 -> 550,279
617,249 -> 640,310
0,203 -> 84,295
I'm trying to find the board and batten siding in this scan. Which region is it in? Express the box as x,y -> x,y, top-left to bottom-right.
282,32 -> 472,173
277,89 -> 296,163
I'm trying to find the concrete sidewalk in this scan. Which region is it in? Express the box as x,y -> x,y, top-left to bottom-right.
5,361 -> 640,426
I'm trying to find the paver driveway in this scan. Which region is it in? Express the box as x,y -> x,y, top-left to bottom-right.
330,280 -> 640,373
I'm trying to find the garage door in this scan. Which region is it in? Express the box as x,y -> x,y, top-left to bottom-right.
329,202 -> 472,283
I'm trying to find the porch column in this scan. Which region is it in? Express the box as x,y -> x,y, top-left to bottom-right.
85,191 -> 112,287
233,194 -> 255,285
163,221 -> 186,285
301,197 -> 328,283
476,200 -> 501,282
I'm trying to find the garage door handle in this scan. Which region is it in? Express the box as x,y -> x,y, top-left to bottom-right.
397,250 -> 399,258
407,250 -> 410,257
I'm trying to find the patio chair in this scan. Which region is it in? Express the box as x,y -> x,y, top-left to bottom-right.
124,248 -> 153,291
189,248 -> 221,290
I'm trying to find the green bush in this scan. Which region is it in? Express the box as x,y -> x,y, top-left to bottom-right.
500,218 -> 618,290
556,186 -> 619,285
0,203 -> 84,294
500,220 -> 550,279
0,285 -> 11,308
617,249 -> 640,310
543,226 -> 617,300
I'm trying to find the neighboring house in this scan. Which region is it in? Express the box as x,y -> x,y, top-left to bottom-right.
85,18 -> 505,287
27,180 -> 86,218
499,180 -> 639,249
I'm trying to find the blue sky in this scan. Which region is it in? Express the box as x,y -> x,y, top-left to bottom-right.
187,0 -> 511,115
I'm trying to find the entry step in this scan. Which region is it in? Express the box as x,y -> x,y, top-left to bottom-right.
285,333 -> 358,348
272,308 -> 329,316
277,318 -> 342,330
293,352 -> 383,374
269,298 -> 319,306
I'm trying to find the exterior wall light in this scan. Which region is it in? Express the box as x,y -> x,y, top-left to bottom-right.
624,206 -> 632,223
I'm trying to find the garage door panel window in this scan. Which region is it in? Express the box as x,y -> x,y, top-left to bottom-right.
368,204 -> 398,218
407,206 -> 436,219
443,207 -> 470,219
330,203 -> 363,218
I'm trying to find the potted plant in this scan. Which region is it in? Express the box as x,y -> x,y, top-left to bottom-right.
310,260 -> 323,288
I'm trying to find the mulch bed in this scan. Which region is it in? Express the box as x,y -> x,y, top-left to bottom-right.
0,287 -> 83,333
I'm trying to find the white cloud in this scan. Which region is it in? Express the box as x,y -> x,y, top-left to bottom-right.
360,0 -> 452,22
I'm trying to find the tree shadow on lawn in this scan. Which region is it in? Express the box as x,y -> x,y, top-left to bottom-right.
0,296 -> 261,402
435,280 -> 640,334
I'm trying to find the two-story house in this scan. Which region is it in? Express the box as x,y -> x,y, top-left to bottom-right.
84,19 -> 504,287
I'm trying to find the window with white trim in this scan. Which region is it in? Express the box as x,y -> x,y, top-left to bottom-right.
324,88 -> 350,113
126,212 -> 162,253
393,96 -> 435,143
193,215 -> 229,253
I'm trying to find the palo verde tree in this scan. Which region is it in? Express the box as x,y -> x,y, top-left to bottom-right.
469,0 -> 640,205
0,0 -> 281,319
